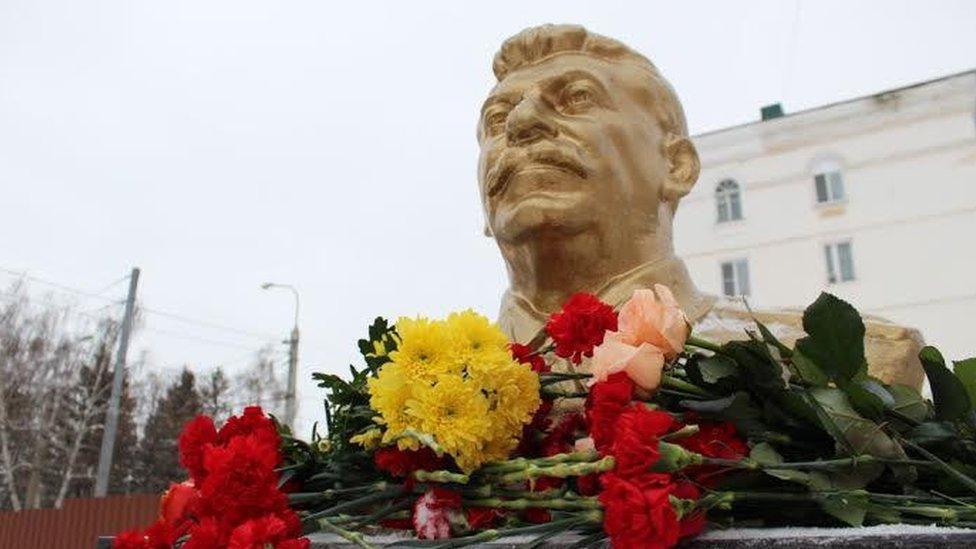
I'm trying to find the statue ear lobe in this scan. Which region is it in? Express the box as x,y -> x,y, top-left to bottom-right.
483,219 -> 493,238
662,135 -> 700,201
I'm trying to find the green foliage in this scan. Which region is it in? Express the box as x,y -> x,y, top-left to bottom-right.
953,357 -> 976,410
357,317 -> 398,373
795,293 -> 867,385
920,346 -> 972,421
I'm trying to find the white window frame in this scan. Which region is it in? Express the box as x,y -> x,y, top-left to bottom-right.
824,240 -> 856,284
715,179 -> 744,223
720,258 -> 751,297
810,158 -> 846,206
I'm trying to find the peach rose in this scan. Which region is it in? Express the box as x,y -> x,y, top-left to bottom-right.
616,284 -> 689,359
588,285 -> 689,394
589,331 -> 665,392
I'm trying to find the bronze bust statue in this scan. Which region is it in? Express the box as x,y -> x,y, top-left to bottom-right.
477,24 -> 923,388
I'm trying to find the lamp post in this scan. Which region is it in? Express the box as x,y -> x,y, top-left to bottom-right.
261,282 -> 299,432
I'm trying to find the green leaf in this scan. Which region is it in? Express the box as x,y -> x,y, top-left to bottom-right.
790,347 -> 830,387
680,392 -> 766,439
795,293 -> 867,384
844,382 -> 886,422
696,355 -> 740,384
907,421 -> 958,444
809,387 -> 907,465
750,442 -> 812,484
819,492 -> 869,527
750,443 -> 871,526
920,346 -> 971,421
885,384 -> 931,423
953,357 -> 976,408
754,320 -> 793,359
721,340 -> 788,394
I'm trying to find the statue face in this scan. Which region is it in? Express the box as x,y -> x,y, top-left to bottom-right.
477,53 -> 671,243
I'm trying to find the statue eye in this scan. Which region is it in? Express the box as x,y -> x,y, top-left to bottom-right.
484,110 -> 509,136
563,86 -> 594,111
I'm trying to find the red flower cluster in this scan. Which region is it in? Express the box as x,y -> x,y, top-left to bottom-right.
412,488 -> 464,539
374,447 -> 448,477
674,415 -> 749,487
545,293 -> 617,364
510,342 -> 549,374
585,372 -> 635,452
115,407 -> 308,549
585,378 -> 710,549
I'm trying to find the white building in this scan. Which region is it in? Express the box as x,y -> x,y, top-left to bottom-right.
675,70 -> 976,361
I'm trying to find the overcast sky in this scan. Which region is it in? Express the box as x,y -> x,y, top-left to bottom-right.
2,0 -> 974,433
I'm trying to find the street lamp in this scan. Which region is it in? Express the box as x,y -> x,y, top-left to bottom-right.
261,282 -> 300,432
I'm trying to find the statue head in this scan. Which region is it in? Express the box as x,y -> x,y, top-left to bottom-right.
476,24 -> 700,245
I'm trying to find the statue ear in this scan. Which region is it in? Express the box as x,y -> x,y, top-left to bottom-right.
661,134 -> 700,202
483,219 -> 493,238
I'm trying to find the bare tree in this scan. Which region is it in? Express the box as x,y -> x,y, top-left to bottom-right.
0,282 -> 131,509
200,366 -> 233,421
233,345 -> 286,418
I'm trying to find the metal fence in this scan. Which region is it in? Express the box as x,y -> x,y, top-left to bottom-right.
0,494 -> 158,549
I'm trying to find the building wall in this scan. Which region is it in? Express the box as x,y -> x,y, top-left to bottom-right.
675,71 -> 976,361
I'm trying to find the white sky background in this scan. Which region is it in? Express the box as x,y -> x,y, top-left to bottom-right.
1,0 -> 974,434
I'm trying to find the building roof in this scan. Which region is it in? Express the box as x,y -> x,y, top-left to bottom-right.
693,68 -> 976,139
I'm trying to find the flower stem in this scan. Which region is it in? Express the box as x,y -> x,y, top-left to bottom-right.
480,450 -> 601,474
900,437 -> 976,496
492,457 -> 615,484
662,375 -> 714,398
413,470 -> 470,484
315,517 -> 377,549
302,488 -> 404,522
686,335 -> 723,354
704,455 -> 934,471
288,482 -> 387,504
463,496 -> 601,511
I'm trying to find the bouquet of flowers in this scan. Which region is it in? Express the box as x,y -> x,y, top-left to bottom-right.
117,287 -> 976,548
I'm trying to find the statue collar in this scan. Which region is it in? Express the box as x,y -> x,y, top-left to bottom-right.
498,256 -> 716,345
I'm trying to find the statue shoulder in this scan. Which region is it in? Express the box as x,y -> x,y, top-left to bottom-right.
694,298 -> 925,390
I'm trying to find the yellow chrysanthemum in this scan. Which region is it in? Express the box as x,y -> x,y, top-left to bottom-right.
469,357 -> 542,429
445,310 -> 510,358
406,375 -> 491,472
390,317 -> 459,382
366,361 -> 414,433
349,428 -> 382,449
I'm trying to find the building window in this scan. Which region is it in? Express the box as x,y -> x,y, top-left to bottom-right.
813,170 -> 845,204
720,259 -> 750,297
715,179 -> 743,223
824,241 -> 855,283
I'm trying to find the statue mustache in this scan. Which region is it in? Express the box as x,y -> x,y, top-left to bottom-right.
486,146 -> 589,199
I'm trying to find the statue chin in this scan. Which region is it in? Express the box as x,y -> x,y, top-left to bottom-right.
491,192 -> 593,244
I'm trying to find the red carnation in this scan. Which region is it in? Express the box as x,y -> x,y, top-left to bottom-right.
510,343 -> 549,373
671,481 -> 706,540
675,418 -> 748,487
610,406 -> 674,478
197,433 -> 286,526
227,513 -> 310,549
466,507 -> 503,530
545,293 -> 617,364
374,447 -> 448,477
413,488 -> 464,539
540,413 -> 586,457
585,373 -> 635,452
599,473 -> 680,549
178,415 -> 217,484
159,480 -> 198,529
218,406 -> 281,449
182,517 -> 227,549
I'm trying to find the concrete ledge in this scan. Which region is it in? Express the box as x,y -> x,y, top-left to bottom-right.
305,524 -> 976,548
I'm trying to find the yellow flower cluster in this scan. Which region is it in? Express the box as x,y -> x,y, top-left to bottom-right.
365,310 -> 541,472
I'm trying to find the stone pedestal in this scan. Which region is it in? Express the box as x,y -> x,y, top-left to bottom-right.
304,525 -> 976,548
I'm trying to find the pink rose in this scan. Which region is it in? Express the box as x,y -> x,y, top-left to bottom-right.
590,332 -> 665,392
616,285 -> 689,359
588,285 -> 689,394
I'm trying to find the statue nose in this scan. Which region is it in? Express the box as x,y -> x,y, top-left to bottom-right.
506,97 -> 557,147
